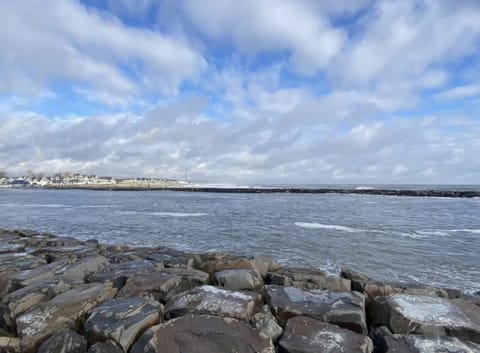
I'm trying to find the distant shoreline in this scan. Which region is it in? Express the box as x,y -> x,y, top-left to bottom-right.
26,185 -> 480,197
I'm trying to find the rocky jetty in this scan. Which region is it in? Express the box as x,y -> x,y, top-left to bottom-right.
0,228 -> 479,353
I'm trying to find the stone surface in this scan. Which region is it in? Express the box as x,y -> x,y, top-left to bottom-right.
84,297 -> 162,352
33,245 -> 99,262
193,254 -> 280,277
213,269 -> 264,291
0,253 -> 47,273
86,341 -> 123,353
268,268 -> 351,291
279,316 -> 373,353
16,282 -> 117,353
0,336 -> 21,353
377,334 -> 480,353
117,268 -> 209,302
2,278 -> 73,331
266,285 -> 367,334
57,256 -> 109,283
368,294 -> 480,343
165,285 -> 261,321
251,305 -> 283,342
86,260 -> 159,288
130,314 -> 275,353
37,328 -> 87,353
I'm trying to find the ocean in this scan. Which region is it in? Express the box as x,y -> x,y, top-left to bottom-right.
0,188 -> 479,293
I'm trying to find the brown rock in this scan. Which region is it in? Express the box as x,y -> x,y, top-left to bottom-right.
267,268 -> 351,291
213,269 -> 264,291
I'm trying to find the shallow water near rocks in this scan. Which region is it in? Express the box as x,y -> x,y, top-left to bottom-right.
0,188 -> 479,293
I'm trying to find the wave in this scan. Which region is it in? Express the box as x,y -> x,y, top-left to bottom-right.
115,210 -> 206,217
294,222 -> 361,233
450,229 -> 480,234
0,203 -> 68,208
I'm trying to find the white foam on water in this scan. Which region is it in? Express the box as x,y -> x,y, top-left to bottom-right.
114,211 -> 139,215
355,186 -> 375,190
414,230 -> 450,237
149,212 -> 207,217
78,205 -> 118,208
450,229 -> 480,234
294,222 -> 362,233
0,203 -> 68,208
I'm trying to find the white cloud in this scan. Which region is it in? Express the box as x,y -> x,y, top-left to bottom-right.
0,0 -> 206,103
435,85 -> 480,101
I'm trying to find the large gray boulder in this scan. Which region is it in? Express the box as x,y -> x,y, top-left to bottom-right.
130,314 -> 275,353
193,254 -> 280,277
279,316 -> 373,353
377,334 -> 480,353
251,305 -> 283,342
266,285 -> 367,334
56,256 -> 109,283
86,341 -> 123,353
84,297 -> 162,352
368,294 -> 480,343
2,278 -> 73,331
117,268 -> 209,301
213,269 -> 264,291
16,282 -> 117,353
165,285 -> 261,321
86,260 -> 160,288
0,253 -> 47,273
268,268 -> 351,291
37,328 -> 87,353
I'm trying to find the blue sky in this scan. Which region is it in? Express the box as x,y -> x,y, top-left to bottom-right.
0,0 -> 479,183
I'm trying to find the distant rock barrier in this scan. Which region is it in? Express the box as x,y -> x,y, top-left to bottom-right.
1,228 -> 479,352
44,185 -> 480,198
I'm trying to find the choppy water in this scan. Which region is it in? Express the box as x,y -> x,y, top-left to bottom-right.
0,188 -> 479,293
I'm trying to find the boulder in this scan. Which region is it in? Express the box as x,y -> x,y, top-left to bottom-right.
266,285 -> 367,334
130,314 -> 275,353
0,336 -> 21,353
16,282 -> 117,353
86,260 -> 159,288
212,269 -> 263,291
0,253 -> 47,273
377,334 -> 480,353
368,294 -> 480,343
145,248 -> 193,268
117,268 -> 209,302
84,297 -> 162,352
193,254 -> 280,277
2,278 -> 73,331
37,328 -> 87,353
33,245 -> 99,262
57,256 -> 109,284
279,316 -> 373,353
165,285 -> 261,321
86,341 -> 123,353
251,305 -> 283,342
267,268 -> 351,291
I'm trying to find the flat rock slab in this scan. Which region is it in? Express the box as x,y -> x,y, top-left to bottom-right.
131,314 -> 275,353
266,285 -> 367,334
381,334 -> 480,353
212,269 -> 264,291
369,294 -> 480,343
117,268 -> 209,302
87,260 -> 159,287
267,268 -> 351,291
279,316 -> 372,353
0,253 -> 47,272
37,328 -> 87,353
16,282 -> 117,353
57,255 -> 109,283
194,254 -> 280,277
84,297 -> 162,352
33,245 -> 99,261
165,285 -> 261,321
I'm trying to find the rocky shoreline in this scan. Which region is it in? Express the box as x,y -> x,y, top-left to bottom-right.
1,229 -> 479,353
42,185 -> 480,198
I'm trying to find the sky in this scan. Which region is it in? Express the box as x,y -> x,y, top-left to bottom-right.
0,0 -> 479,184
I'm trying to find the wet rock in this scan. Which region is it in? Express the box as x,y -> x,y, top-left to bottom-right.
37,328 -> 87,353
0,336 -> 21,353
379,334 -> 480,353
34,245 -> 99,262
279,316 -> 373,353
193,254 -> 280,277
57,256 -> 109,283
341,269 -> 448,300
368,294 -> 480,343
2,278 -> 73,331
267,268 -> 351,291
251,305 -> 283,342
0,253 -> 47,273
266,285 -> 367,334
117,268 -> 209,302
84,297 -> 162,352
213,269 -> 264,291
165,285 -> 261,321
0,241 -> 25,255
145,248 -> 193,268
86,260 -> 159,288
16,282 -> 117,353
86,340 -> 123,353
130,314 -> 275,353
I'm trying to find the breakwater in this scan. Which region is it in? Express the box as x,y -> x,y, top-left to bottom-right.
1,228 -> 479,353
45,185 -> 480,198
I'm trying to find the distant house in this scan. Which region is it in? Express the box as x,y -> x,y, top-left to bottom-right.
10,179 -> 30,187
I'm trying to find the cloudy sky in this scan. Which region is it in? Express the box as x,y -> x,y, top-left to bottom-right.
1,0 -> 479,184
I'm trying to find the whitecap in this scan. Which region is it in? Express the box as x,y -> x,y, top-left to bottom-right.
355,186 -> 375,190
449,229 -> 480,234
294,222 -> 361,233
114,211 -> 139,215
148,212 -> 207,217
